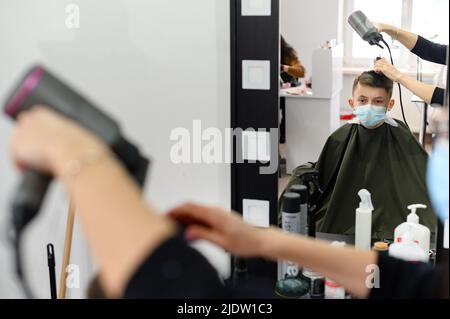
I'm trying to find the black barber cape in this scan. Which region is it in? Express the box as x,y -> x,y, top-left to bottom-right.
314,120 -> 437,241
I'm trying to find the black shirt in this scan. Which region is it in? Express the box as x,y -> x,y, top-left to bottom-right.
124,235 -> 230,299
370,253 -> 448,299
123,235 -> 274,299
411,36 -> 448,106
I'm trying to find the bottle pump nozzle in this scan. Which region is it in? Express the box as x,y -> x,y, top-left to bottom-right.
407,204 -> 427,223
358,189 -> 374,211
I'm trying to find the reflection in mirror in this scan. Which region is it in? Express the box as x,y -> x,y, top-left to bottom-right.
277,1 -> 441,284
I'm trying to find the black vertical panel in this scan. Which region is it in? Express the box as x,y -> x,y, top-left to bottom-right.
230,0 -> 279,284
436,221 -> 449,264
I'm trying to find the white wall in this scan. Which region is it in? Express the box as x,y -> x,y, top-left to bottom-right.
0,0 -> 230,298
280,0 -> 344,77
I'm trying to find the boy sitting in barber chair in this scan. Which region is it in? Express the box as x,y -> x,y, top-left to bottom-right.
282,71 -> 437,242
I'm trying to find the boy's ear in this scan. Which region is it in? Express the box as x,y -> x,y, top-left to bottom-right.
348,98 -> 355,109
387,99 -> 395,111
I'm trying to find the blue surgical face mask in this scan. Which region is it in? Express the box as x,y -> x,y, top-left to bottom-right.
353,105 -> 387,128
427,139 -> 449,223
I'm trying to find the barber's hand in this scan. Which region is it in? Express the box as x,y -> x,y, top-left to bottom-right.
168,203 -> 266,257
373,22 -> 388,33
374,58 -> 403,82
10,106 -> 106,176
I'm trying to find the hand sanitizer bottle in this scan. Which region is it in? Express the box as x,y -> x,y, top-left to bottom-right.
394,204 -> 431,259
389,226 -> 429,262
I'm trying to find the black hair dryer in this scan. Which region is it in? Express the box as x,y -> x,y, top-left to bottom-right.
3,65 -> 150,237
348,10 -> 384,49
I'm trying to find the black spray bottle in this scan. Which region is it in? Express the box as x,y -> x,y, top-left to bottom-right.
275,193 -> 309,298
289,184 -> 309,236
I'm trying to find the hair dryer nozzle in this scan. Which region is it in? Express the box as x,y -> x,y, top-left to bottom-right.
4,66 -> 45,118
348,10 -> 384,47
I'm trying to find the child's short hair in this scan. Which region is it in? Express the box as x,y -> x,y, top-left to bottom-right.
353,71 -> 394,98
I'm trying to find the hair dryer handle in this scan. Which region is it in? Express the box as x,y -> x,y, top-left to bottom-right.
12,170 -> 52,233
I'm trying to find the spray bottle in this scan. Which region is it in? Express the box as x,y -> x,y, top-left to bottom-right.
290,184 -> 309,236
278,193 -> 302,281
276,193 -> 309,298
355,189 -> 374,250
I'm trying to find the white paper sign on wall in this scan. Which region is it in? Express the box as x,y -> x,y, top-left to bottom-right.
241,0 -> 272,16
243,199 -> 270,228
242,60 -> 271,91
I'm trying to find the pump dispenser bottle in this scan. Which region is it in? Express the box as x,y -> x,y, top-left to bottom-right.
389,226 -> 429,262
394,204 -> 431,258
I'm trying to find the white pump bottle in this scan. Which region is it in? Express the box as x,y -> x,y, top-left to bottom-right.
394,204 -> 431,258
389,226 -> 429,262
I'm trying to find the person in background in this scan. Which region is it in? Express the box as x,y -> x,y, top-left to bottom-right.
280,35 -> 306,145
373,22 -> 448,106
281,35 -> 306,86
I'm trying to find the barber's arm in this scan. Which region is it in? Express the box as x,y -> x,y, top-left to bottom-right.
171,204 -> 448,299
10,107 -> 178,298
374,58 -> 444,105
375,23 -> 419,51
376,23 -> 448,65
169,203 -> 377,299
